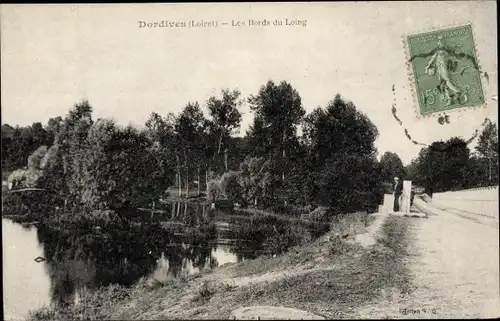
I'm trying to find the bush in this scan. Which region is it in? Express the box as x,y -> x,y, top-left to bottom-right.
7,168 -> 44,189
300,206 -> 331,222
206,179 -> 221,202
219,171 -> 242,202
28,146 -> 49,170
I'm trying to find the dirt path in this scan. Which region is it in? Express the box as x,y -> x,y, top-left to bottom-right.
360,200 -> 500,319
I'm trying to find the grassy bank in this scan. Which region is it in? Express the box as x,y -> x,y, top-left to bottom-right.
28,212 -> 413,320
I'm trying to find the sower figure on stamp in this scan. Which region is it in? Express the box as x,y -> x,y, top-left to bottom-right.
393,176 -> 403,212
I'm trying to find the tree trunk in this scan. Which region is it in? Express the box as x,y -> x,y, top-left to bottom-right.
218,135 -> 223,154
282,129 -> 286,182
488,155 -> 492,182
184,150 -> 189,198
205,162 -> 209,194
224,148 -> 228,171
197,165 -> 201,196
176,154 -> 182,197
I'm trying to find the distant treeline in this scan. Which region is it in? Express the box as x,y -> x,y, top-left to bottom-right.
405,121 -> 499,195
2,79 -> 498,215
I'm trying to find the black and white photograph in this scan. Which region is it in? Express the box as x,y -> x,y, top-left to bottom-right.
1,2 -> 498,320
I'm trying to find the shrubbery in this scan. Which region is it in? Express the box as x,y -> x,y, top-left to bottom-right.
7,168 -> 44,189
300,206 -> 331,222
206,179 -> 221,202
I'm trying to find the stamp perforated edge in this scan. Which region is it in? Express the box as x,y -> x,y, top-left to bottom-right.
401,21 -> 488,120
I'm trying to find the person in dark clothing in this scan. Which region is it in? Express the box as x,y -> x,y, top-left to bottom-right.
393,176 -> 403,212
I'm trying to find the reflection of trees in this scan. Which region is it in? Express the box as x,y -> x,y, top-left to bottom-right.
31,200 -> 312,307
46,259 -> 96,306
36,221 -> 178,305
161,202 -> 215,226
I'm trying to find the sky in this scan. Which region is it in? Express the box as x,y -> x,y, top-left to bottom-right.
1,2 -> 498,164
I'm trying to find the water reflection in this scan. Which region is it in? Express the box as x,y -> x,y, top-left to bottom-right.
3,201 -> 323,319
2,218 -> 51,320
3,202 -> 263,318
151,246 -> 239,282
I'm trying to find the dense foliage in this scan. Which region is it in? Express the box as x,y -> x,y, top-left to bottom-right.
3,80 -> 497,217
406,119 -> 498,195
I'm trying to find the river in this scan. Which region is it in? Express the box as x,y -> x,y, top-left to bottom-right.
2,202 -> 267,321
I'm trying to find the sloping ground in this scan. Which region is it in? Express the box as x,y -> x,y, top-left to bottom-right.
30,209 -> 416,321
358,197 -> 500,319
99,198 -> 499,320
98,211 -> 416,320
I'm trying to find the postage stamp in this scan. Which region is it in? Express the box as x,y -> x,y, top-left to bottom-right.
405,24 -> 485,117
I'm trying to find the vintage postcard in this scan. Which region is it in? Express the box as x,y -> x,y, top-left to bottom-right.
1,2 -> 498,321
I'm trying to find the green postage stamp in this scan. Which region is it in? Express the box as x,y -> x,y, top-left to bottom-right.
406,24 -> 485,116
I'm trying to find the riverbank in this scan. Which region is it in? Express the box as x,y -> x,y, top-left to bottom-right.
28,211 -> 414,320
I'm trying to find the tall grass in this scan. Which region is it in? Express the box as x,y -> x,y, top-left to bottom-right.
225,211 -> 331,255
27,284 -> 134,321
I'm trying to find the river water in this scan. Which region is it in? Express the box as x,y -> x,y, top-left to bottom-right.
2,202 -> 268,321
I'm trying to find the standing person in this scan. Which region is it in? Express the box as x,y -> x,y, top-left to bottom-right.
393,176 -> 403,212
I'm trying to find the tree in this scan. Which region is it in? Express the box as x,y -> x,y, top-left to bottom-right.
249,80 -> 305,182
1,122 -> 54,173
246,116 -> 270,157
219,171 -> 242,203
314,154 -> 380,213
475,120 -> 499,184
27,146 -> 49,170
39,144 -> 65,192
176,102 -> 206,197
206,89 -> 243,171
303,95 -> 378,164
144,111 -> 178,193
301,94 -> 380,212
79,119 -> 173,210
46,116 -> 64,143
55,100 -> 94,207
414,137 -> 470,195
379,152 -> 406,182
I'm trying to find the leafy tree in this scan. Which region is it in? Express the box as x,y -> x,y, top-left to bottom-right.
27,146 -> 49,170
379,151 -> 406,182
56,100 -> 94,207
144,111 -> 178,192
314,154 -> 380,213
206,89 -> 243,171
301,95 -> 380,212
219,171 -> 242,203
1,122 -> 53,173
238,156 -> 272,207
249,80 -> 305,182
475,120 -> 499,184
46,116 -> 64,143
246,116 -> 270,157
39,144 -> 65,192
176,102 -> 206,197
78,119 -> 173,210
414,137 -> 470,195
